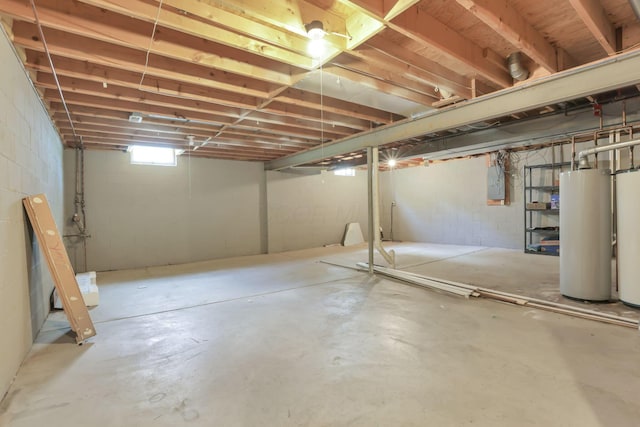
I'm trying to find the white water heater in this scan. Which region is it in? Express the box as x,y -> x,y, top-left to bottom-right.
560,169 -> 611,301
616,169 -> 640,307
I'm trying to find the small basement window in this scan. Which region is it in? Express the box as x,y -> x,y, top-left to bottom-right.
128,145 -> 178,166
334,168 -> 355,176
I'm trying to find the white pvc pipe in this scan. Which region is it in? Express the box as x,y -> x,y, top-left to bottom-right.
578,138 -> 640,162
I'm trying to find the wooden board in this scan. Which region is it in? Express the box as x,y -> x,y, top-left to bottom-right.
23,194 -> 96,343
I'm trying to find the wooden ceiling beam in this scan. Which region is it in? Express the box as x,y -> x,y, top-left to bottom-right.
25,50 -> 262,111
75,0 -> 314,68
568,0 -> 617,55
261,101 -> 371,131
46,90 -> 235,126
276,87 -> 396,123
155,0 -> 321,58
52,112 -> 317,148
28,51 -> 390,131
214,0 -> 347,42
350,43 -> 472,99
331,55 -> 439,100
236,110 -> 353,137
455,0 -> 560,72
46,87 -> 350,139
35,72 -> 243,120
58,126 -> 299,155
55,119 -> 313,151
64,136 -> 278,160
2,0 -> 293,84
365,35 -> 474,99
390,6 -> 512,88
67,143 -> 268,162
12,22 -> 272,98
60,130 -> 283,157
343,0 -> 420,21
50,104 -> 325,143
323,65 -> 437,106
38,73 -> 360,137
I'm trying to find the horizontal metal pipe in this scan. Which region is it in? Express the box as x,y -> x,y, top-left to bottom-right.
578,138 -> 640,160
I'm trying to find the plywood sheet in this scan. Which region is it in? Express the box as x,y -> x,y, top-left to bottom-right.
23,194 -> 96,343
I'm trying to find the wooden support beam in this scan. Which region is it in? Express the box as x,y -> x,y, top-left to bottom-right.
384,0 -> 422,21
76,0 -> 315,68
568,0 -> 617,55
364,35 -> 472,99
49,102 -> 334,142
277,87 -> 396,123
12,22 -> 272,98
36,71 -> 369,132
329,56 -> 438,99
342,0 -> 420,21
57,127 -> 295,156
390,6 -> 512,88
261,101 -> 371,131
3,0 -> 293,84
455,0 -> 559,72
35,72 -> 243,119
25,50 -> 263,110
53,113 -> 315,149
28,51 -> 394,129
324,65 -> 437,106
356,40 -> 473,99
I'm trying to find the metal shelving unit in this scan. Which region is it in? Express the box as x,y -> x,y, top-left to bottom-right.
524,162 -> 570,255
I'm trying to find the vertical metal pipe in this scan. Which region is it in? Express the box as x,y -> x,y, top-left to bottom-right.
367,147 -> 374,275
571,136 -> 576,171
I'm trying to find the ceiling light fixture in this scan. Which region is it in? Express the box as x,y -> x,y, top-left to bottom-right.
128,112 -> 143,123
305,20 -> 325,40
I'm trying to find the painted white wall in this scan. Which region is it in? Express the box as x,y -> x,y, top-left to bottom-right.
63,150 -> 266,272
0,32 -> 64,399
266,170 -> 368,252
379,156 -> 522,248
379,148 -> 571,249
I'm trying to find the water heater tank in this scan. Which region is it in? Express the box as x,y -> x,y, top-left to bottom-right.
616,169 -> 640,307
560,169 -> 611,301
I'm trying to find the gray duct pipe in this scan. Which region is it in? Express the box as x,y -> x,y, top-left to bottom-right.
631,0 -> 640,20
508,52 -> 529,81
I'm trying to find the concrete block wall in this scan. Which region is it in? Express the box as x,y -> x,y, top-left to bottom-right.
379,146 -> 577,249
0,32 -> 64,399
266,170 -> 369,253
63,150 -> 267,272
379,156 -> 522,248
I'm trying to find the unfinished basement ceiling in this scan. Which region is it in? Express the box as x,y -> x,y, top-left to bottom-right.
1,0 -> 639,165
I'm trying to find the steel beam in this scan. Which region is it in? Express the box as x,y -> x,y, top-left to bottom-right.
266,50 -> 640,170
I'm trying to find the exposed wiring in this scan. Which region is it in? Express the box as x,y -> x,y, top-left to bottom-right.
139,0 -> 164,89
29,0 -> 77,139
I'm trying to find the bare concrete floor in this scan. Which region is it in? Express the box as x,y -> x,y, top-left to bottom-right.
2,242 -> 640,426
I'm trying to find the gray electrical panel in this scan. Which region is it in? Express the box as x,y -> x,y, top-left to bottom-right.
487,165 -> 505,200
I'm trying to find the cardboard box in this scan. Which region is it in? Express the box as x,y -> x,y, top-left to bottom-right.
526,202 -> 551,210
